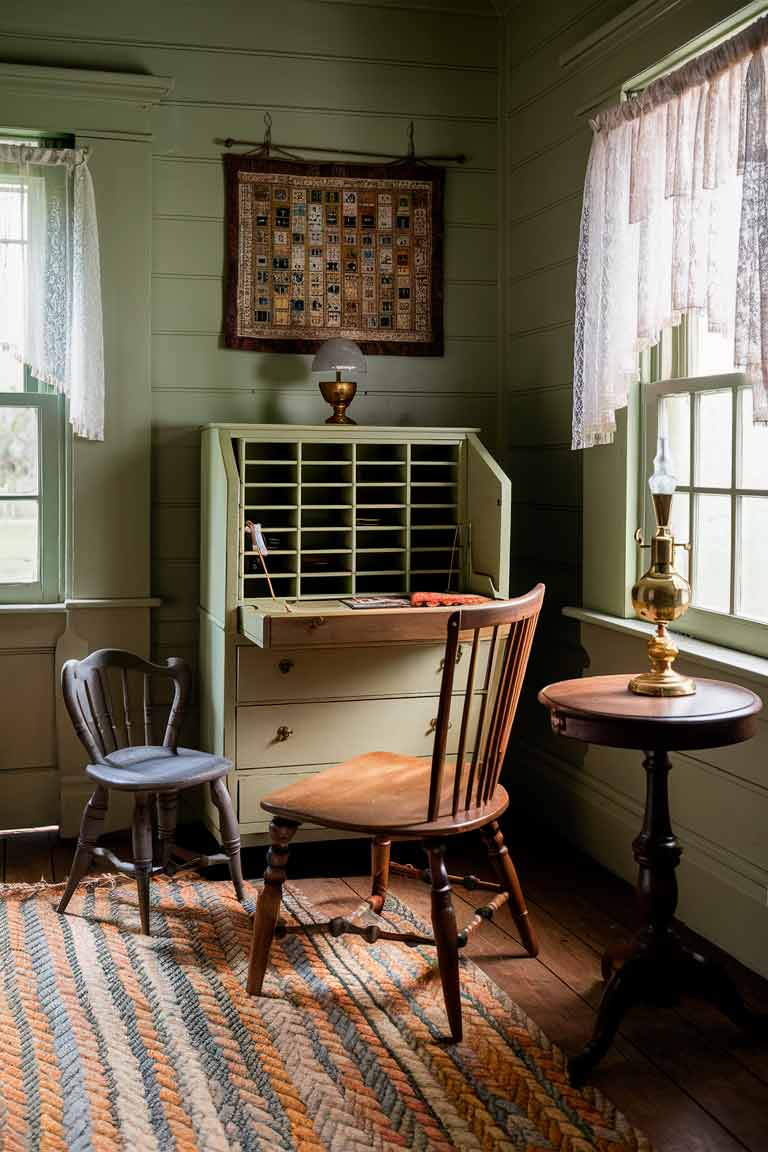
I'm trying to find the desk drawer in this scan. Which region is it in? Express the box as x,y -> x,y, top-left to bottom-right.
235,695 -> 480,770
236,640 -> 492,704
236,768 -> 317,828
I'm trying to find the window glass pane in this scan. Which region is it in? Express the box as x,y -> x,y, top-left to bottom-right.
669,490 -> 689,581
693,326 -> 734,376
738,496 -> 768,622
695,390 -> 731,488
660,394 -> 690,486
738,387 -> 768,490
0,407 -> 38,495
0,179 -> 27,363
0,349 -> 23,392
0,499 -> 38,583
693,493 -> 731,612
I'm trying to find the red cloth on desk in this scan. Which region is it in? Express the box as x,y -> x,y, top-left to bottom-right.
410,592 -> 489,607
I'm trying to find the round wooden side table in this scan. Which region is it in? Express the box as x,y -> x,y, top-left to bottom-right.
538,673 -> 764,1084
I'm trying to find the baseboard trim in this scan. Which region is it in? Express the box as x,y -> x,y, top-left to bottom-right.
512,738 -> 768,980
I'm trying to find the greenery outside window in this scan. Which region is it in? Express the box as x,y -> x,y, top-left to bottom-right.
641,317 -> 768,658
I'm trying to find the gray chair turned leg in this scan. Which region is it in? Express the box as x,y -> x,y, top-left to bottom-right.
132,792 -> 154,935
156,791 -> 179,869
210,776 -> 245,902
58,785 -> 109,915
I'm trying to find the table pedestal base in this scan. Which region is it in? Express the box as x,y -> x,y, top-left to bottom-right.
569,749 -> 766,1085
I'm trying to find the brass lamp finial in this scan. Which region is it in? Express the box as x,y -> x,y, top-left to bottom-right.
628,431 -> 695,697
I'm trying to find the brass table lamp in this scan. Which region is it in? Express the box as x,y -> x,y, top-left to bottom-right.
629,433 -> 695,697
311,338 -> 366,425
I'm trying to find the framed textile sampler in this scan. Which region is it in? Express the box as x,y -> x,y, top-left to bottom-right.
224,156 -> 444,356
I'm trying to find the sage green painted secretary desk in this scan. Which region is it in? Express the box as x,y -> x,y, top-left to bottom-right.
199,424 -> 511,844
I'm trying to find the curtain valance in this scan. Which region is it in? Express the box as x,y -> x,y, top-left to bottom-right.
0,142 -> 104,440
572,15 -> 768,449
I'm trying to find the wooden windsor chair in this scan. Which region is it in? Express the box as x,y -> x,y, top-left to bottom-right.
247,584 -> 545,1042
57,649 -> 245,934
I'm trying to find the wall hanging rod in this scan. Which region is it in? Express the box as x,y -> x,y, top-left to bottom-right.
220,117 -> 465,164
221,137 -> 467,164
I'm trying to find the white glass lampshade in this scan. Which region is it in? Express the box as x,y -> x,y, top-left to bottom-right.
311,338 -> 367,375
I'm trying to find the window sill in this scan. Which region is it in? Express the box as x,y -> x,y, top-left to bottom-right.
0,597 -> 161,613
564,606 -> 768,688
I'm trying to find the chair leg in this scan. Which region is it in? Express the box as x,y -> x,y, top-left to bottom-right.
481,820 -> 539,957
426,841 -> 463,1043
156,791 -> 178,870
57,785 -> 109,915
247,818 -> 299,996
132,792 -> 154,936
210,776 -> 245,902
369,837 -> 391,913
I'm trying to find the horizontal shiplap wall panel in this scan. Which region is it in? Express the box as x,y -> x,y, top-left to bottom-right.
505,324 -> 574,394
152,275 -> 497,339
151,333 -> 497,394
0,0 -> 496,70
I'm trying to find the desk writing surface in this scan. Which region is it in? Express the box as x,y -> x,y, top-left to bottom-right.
238,599 -> 499,649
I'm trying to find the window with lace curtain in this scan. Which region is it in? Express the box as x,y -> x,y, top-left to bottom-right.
0,136 -> 68,602
573,9 -> 768,657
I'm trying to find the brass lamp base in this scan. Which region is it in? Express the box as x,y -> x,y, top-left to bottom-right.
628,623 -> 695,697
319,378 -> 357,424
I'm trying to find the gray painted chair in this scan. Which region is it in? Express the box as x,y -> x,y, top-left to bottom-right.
57,648 -> 244,933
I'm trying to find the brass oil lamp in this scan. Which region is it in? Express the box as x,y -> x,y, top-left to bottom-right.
629,433 -> 695,697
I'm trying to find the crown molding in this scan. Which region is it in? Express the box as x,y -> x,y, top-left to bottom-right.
0,62 -> 173,107
559,0 -> 683,71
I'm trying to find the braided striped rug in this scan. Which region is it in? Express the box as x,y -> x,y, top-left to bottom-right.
0,876 -> 651,1151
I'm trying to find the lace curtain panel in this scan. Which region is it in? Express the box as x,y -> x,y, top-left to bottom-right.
573,15 -> 768,450
0,143 -> 104,440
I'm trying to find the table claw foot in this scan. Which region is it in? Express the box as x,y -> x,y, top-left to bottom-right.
569,958 -> 645,1084
681,946 -> 768,1036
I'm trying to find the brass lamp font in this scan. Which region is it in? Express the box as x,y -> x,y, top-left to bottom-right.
629,432 -> 695,697
311,338 -> 366,425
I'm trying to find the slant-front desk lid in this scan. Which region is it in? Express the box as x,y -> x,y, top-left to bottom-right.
239,599 -> 496,650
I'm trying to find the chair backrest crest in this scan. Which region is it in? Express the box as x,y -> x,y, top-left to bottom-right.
427,584 -> 544,822
61,648 -> 192,763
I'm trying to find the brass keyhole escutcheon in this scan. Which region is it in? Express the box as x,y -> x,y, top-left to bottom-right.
278,659 -> 294,675
275,725 -> 294,742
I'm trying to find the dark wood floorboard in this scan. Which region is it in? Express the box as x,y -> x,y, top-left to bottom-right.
4,820 -> 767,1151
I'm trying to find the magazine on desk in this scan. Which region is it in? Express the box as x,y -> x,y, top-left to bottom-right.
340,597 -> 412,610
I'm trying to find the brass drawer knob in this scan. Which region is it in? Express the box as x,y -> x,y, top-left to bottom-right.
428,717 -> 452,733
439,644 -> 463,671
278,659 -> 294,675
275,725 -> 294,741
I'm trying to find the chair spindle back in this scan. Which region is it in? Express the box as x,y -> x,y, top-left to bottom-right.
427,584 -> 544,822
62,649 -> 192,764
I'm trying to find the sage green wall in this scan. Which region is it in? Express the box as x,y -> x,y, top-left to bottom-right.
499,0 -> 768,977
0,0 -> 500,748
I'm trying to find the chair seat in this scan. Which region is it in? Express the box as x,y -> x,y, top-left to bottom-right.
261,751 -> 509,837
86,746 -> 231,791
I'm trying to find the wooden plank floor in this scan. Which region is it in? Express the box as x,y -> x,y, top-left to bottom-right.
5,822 -> 767,1152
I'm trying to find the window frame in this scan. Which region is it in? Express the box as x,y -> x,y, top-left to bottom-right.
640,322 -> 768,657
0,130 -> 72,606
0,376 -> 66,604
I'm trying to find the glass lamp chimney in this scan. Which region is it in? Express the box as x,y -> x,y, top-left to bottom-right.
649,434 -> 676,528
